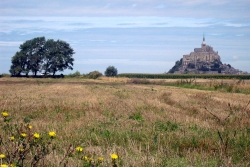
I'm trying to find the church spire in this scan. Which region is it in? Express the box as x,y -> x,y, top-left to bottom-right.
202,33 -> 206,45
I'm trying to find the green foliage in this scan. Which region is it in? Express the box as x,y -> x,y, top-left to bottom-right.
1,112 -> 58,166
0,111 -> 111,167
105,66 -> 118,77
155,121 -> 179,132
198,65 -> 209,71
10,37 -> 75,76
67,71 -> 81,78
42,39 -> 74,76
168,58 -> 183,73
129,112 -> 144,121
187,63 -> 195,69
0,74 -> 11,78
88,71 -> 102,79
118,73 -> 250,80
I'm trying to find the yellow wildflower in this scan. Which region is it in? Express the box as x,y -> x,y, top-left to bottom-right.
83,156 -> 88,161
1,164 -> 8,167
75,146 -> 83,152
10,136 -> 15,141
111,153 -> 118,160
19,148 -> 24,152
49,131 -> 56,138
1,111 -> 8,117
0,154 -> 6,159
20,133 -> 27,138
28,125 -> 32,129
33,133 -> 40,139
98,157 -> 104,162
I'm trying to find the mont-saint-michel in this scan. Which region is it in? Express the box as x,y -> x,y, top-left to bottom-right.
168,36 -> 247,74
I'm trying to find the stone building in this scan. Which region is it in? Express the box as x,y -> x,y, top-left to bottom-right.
168,36 -> 248,74
182,36 -> 220,69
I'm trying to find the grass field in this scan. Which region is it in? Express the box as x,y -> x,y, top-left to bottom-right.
0,77 -> 250,166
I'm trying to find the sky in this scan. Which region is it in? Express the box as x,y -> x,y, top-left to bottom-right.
0,0 -> 250,74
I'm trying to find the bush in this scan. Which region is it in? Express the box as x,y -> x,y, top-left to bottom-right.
0,74 -> 11,78
188,63 -> 195,69
88,71 -> 102,79
67,71 -> 81,78
105,66 -> 118,77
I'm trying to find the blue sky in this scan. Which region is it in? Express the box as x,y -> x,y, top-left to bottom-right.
0,0 -> 250,74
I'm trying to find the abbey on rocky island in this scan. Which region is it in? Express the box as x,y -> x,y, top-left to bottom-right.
168,36 -> 247,74
182,36 -> 220,69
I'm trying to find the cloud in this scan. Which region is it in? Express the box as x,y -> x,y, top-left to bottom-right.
2,16 -> 247,35
233,56 -> 239,60
132,4 -> 137,8
0,41 -> 22,47
174,0 -> 228,6
1,0 -> 250,20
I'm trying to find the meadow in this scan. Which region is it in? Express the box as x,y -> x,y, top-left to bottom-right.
0,77 -> 250,166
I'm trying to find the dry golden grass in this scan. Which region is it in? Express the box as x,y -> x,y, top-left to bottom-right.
0,77 -> 250,166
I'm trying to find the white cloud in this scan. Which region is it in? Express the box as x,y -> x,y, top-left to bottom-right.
132,4 -> 137,8
174,0 -> 229,6
2,16 -> 246,35
1,0 -> 250,20
233,56 -> 239,60
0,41 -> 22,47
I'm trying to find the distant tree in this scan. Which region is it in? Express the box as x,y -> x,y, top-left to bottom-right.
67,71 -> 81,78
105,66 -> 118,77
9,37 -> 75,76
199,65 -> 209,71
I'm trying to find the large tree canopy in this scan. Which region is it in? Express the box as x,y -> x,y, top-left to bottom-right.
10,37 -> 75,76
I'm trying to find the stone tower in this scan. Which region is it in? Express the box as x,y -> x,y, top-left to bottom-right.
202,35 -> 206,51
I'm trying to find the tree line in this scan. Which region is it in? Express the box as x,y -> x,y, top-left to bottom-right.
118,73 -> 250,79
10,37 -> 74,76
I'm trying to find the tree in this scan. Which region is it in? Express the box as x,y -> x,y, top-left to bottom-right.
105,66 -> 118,77
42,39 -> 74,76
9,52 -> 27,76
19,37 -> 46,76
9,37 -> 75,76
168,58 -> 183,73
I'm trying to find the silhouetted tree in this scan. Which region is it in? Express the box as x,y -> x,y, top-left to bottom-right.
9,37 -> 75,76
105,66 -> 118,77
43,39 -> 74,76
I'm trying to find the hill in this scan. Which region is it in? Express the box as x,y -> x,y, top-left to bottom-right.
168,37 -> 247,74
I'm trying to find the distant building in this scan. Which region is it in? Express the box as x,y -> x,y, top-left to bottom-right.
168,36 -> 248,74
182,36 -> 220,69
